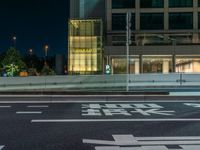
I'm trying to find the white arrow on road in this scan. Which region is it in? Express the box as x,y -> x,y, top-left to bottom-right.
94,145 -> 200,150
184,103 -> 200,108
83,135 -> 200,148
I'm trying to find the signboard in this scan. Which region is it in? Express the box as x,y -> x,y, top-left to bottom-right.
74,48 -> 97,53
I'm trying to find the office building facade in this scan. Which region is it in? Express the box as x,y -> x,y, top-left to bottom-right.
69,0 -> 200,74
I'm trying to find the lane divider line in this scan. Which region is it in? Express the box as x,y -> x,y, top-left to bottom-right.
0,100 -> 199,104
16,111 -> 42,114
0,106 -> 11,108
31,118 -> 200,123
27,105 -> 49,108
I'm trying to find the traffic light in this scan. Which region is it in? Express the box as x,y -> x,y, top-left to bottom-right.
105,65 -> 111,74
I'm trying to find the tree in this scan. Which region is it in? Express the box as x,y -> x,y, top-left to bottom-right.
1,47 -> 27,76
24,54 -> 42,70
40,64 -> 56,76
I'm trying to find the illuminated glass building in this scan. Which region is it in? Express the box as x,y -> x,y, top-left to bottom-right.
69,19 -> 103,74
69,0 -> 200,74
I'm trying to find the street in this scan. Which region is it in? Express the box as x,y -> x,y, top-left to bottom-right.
0,97 -> 200,149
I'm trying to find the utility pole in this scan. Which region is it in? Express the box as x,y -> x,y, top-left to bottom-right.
172,39 -> 176,73
126,12 -> 132,92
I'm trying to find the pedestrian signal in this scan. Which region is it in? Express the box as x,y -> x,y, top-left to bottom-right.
105,65 -> 111,74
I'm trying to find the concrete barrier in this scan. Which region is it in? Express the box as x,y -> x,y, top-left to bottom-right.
0,73 -> 199,91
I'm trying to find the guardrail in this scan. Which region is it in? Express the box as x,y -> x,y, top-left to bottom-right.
0,73 -> 200,91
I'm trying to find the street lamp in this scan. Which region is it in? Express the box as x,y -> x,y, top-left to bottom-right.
29,49 -> 33,68
44,45 -> 49,65
29,48 -> 33,55
12,36 -> 16,48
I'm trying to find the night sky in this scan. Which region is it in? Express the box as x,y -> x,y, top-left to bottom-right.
0,0 -> 69,56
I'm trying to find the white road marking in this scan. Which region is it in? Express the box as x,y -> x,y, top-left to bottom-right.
27,105 -> 49,108
181,145 -> 200,150
184,103 -> 200,108
0,146 -> 4,150
31,118 -> 200,123
125,140 -> 200,145
95,146 -> 172,150
95,146 -> 121,150
0,100 -> 199,104
113,135 -> 139,145
84,139 -> 200,146
17,111 -> 42,114
0,106 -> 11,108
83,135 -> 200,150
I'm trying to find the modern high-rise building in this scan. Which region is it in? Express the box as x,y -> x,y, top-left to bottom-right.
69,0 -> 200,75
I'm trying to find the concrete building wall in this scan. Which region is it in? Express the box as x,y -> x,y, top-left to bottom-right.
55,55 -> 65,75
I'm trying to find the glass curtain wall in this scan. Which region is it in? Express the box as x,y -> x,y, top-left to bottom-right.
112,0 -> 135,9
111,56 -> 139,74
199,13 -> 200,29
169,13 -> 193,29
68,19 -> 103,75
169,0 -> 193,7
140,0 -> 164,8
140,13 -> 164,30
112,13 -> 135,31
143,56 -> 172,73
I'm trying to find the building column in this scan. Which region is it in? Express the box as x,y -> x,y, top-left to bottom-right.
172,54 -> 176,73
106,0 -> 112,31
164,0 -> 169,30
139,55 -> 143,74
106,0 -> 113,46
193,0 -> 199,43
163,59 -> 169,74
135,0 -> 140,31
135,60 -> 140,74
164,0 -> 169,41
110,57 -> 115,75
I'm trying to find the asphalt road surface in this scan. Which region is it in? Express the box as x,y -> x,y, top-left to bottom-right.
1,97 -> 200,149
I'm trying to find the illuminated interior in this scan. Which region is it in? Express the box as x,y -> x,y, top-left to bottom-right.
68,19 -> 103,75
176,57 -> 200,73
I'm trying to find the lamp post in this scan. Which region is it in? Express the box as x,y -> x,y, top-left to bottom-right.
12,36 -> 16,48
44,45 -> 49,65
126,11 -> 132,92
29,48 -> 33,68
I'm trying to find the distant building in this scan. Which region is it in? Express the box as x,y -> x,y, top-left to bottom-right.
69,0 -> 200,75
55,55 -> 65,75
